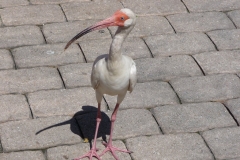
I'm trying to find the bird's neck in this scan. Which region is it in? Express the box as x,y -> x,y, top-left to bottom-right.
108,26 -> 132,62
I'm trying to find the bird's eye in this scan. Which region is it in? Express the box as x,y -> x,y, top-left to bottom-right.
120,17 -> 124,20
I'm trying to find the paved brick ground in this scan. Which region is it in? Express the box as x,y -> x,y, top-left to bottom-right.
0,49 -> 14,69
144,32 -> 216,56
0,26 -> 44,49
0,0 -> 240,160
0,5 -> 66,26
228,10 -> 240,28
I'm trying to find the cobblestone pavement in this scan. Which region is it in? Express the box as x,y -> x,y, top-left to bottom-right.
0,0 -> 240,160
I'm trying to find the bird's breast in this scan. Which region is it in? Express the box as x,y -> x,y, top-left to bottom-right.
98,71 -> 129,95
93,55 -> 133,95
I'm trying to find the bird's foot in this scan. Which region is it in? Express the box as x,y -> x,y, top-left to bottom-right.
99,142 -> 132,160
74,148 -> 101,160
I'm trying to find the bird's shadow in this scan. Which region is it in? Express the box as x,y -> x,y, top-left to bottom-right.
35,105 -> 111,148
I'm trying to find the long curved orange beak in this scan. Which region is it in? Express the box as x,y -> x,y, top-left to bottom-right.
64,10 -> 129,50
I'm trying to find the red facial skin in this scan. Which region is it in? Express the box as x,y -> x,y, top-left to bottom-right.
64,10 -> 129,50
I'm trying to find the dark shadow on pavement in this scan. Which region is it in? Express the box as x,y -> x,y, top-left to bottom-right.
36,105 -> 111,148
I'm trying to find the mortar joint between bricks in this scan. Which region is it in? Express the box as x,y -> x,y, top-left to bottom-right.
190,55 -> 206,76
118,0 -> 125,8
222,102 -> 240,126
198,133 -> 217,160
0,141 -> 3,153
121,139 -> 134,160
150,108 -> 164,134
0,16 -> 3,27
41,149 -> 48,160
103,96 -> 111,111
236,73 -> 240,79
8,49 -> 17,70
167,82 -> 182,104
59,4 -> 68,22
57,68 -> 67,89
224,12 -> 238,29
38,25 -> 47,44
180,0 -> 190,13
24,94 -> 34,119
77,43 -> 88,63
204,33 -> 219,51
107,27 -> 114,38
164,16 -> 177,34
141,37 -> 154,58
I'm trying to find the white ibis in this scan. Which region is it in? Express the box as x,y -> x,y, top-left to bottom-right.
65,8 -> 137,160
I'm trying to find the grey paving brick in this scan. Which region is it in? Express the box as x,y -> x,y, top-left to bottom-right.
238,73 -> 240,78
0,67 -> 63,95
207,29 -> 240,50
12,43 -> 84,68
131,16 -> 174,37
193,50 -> 240,75
109,15 -> 174,37
0,116 -> 81,152
80,38 -> 111,62
58,63 -> 92,88
183,0 -> 240,12
170,74 -> 240,103
0,0 -> 29,8
228,10 -> 240,28
152,102 -> 236,134
122,37 -> 152,59
136,55 -> 203,82
0,26 -> 45,49
228,158 -> 240,160
120,0 -> 187,16
105,82 -> 179,110
167,12 -> 235,33
0,151 -> 45,160
43,20 -> 111,44
80,38 -> 151,62
0,94 -> 30,123
109,109 -> 160,139
227,158 -> 240,160
0,5 -> 65,26
225,98 -> 240,124
126,134 -> 214,160
28,88 -> 106,118
61,1 -> 123,21
202,127 -> 240,160
0,49 -> 14,70
47,141 -> 131,160
30,0 -> 89,4
144,32 -> 216,57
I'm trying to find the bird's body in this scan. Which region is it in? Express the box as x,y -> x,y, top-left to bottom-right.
65,8 -> 137,160
92,56 -> 135,94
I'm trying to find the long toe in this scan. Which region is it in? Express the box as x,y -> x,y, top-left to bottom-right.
99,145 -> 132,160
74,148 -> 101,160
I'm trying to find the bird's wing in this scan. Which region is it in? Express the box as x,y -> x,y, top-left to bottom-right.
91,63 -> 100,90
91,54 -> 108,90
91,64 -> 99,90
128,60 -> 137,93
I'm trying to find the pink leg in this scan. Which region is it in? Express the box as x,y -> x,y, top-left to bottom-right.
99,103 -> 132,160
74,103 -> 102,160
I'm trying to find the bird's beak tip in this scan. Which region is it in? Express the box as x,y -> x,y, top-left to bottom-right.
64,44 -> 70,51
